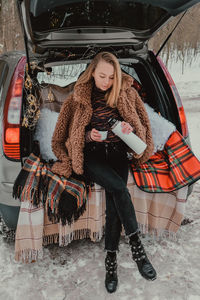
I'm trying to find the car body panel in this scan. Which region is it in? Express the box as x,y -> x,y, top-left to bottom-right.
17,0 -> 200,54
0,156 -> 21,207
0,53 -> 24,211
0,204 -> 20,229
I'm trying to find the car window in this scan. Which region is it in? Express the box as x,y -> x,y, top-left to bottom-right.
37,64 -> 87,87
37,63 -> 141,87
0,60 -> 9,102
121,64 -> 141,83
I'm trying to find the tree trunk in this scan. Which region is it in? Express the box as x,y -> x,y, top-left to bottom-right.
0,0 -> 24,54
149,4 -> 200,64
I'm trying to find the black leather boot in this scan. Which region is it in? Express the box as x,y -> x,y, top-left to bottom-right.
105,252 -> 118,293
129,234 -> 157,281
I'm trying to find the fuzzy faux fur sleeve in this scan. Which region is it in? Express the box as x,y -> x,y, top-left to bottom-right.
51,96 -> 73,177
51,97 -> 72,160
133,89 -> 154,163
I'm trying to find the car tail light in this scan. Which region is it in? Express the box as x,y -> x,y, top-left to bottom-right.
2,56 -> 26,161
157,56 -> 189,137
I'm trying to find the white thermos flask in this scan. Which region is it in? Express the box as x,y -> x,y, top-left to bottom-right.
108,118 -> 147,155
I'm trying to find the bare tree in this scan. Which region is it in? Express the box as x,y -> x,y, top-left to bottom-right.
0,0 -> 24,54
149,4 -> 200,64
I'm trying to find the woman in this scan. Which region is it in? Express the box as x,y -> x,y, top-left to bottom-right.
51,52 -> 157,293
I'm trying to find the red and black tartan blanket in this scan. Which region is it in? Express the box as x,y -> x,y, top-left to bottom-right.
13,142 -> 89,225
131,130 -> 200,193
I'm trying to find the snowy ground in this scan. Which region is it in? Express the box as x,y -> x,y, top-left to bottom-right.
0,57 -> 200,300
167,53 -> 200,160
167,54 -> 200,101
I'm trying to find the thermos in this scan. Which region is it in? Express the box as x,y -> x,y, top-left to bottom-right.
108,118 -> 147,155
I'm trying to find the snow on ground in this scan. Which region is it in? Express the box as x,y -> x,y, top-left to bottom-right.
182,99 -> 200,160
167,53 -> 200,100
167,52 -> 200,160
0,56 -> 200,300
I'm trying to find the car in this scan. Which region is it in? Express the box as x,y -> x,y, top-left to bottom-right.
0,0 -> 199,231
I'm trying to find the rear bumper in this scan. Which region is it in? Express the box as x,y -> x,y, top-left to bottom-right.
0,155 -> 21,207
0,184 -> 20,206
0,203 -> 20,229
0,155 -> 20,229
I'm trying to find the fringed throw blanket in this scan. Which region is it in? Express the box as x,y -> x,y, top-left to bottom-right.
15,201 -> 45,263
131,130 -> 200,193
14,131 -> 200,263
13,143 -> 88,226
15,173 -> 188,263
14,143 -> 89,263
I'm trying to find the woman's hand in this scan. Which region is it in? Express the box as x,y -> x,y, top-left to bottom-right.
121,121 -> 133,134
90,128 -> 103,142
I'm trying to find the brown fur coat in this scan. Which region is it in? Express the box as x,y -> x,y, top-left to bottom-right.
51,73 -> 154,178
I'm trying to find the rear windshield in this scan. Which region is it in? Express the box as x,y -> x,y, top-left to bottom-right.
37,64 -> 87,86
37,62 -> 141,87
30,0 -> 167,32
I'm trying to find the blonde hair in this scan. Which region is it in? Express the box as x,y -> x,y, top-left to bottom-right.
75,52 -> 122,107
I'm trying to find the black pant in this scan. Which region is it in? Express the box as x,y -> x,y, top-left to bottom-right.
84,142 -> 138,251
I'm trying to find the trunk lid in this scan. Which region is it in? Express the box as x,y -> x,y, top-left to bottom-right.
17,0 -> 199,55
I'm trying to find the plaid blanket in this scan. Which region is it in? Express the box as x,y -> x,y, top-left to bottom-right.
15,201 -> 44,263
14,131 -> 199,263
131,130 -> 200,192
13,142 -> 89,226
15,171 -> 188,263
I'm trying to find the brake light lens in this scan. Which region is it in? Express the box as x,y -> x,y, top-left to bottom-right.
5,128 -> 20,143
2,56 -> 26,161
157,56 -> 189,137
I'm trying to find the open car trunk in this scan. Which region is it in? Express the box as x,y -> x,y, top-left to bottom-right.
20,52 -> 181,160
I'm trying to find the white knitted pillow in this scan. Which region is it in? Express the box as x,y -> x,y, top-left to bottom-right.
34,108 -> 59,161
144,103 -> 176,154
